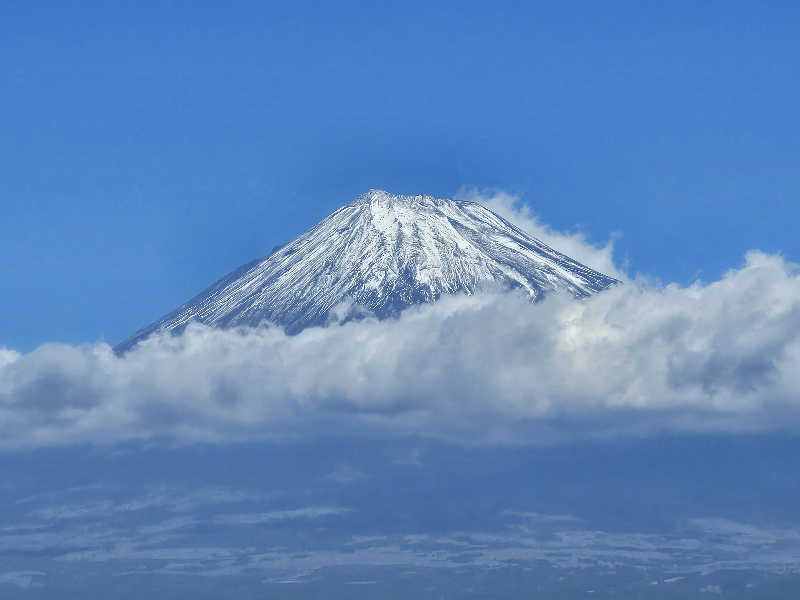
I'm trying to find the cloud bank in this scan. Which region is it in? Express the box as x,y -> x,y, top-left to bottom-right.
2,249 -> 800,448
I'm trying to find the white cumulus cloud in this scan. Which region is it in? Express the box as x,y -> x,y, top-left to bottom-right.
1,251 -> 800,448
0,348 -> 21,369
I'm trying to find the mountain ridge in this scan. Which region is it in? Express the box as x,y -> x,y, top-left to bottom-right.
116,190 -> 618,352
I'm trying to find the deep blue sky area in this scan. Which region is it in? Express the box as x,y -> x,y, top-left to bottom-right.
2,1 -> 799,350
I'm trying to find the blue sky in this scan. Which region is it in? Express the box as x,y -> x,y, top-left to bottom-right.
4,5 -> 800,597
2,1 -> 799,351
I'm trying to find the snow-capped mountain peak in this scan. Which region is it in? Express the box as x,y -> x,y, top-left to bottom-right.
116,190 -> 618,352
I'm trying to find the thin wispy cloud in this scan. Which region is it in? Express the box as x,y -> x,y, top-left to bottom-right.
212,507 -> 351,525
455,187 -> 626,281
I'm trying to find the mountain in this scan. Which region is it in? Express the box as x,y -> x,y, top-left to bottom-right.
116,190 -> 618,352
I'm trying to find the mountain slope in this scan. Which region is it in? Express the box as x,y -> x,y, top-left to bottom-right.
116,190 -> 618,352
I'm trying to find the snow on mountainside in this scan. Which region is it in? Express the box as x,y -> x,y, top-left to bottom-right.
116,190 -> 618,352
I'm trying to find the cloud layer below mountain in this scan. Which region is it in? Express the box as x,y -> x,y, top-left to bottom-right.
2,246 -> 800,448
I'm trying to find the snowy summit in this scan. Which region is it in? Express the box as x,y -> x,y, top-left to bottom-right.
116,190 -> 618,351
